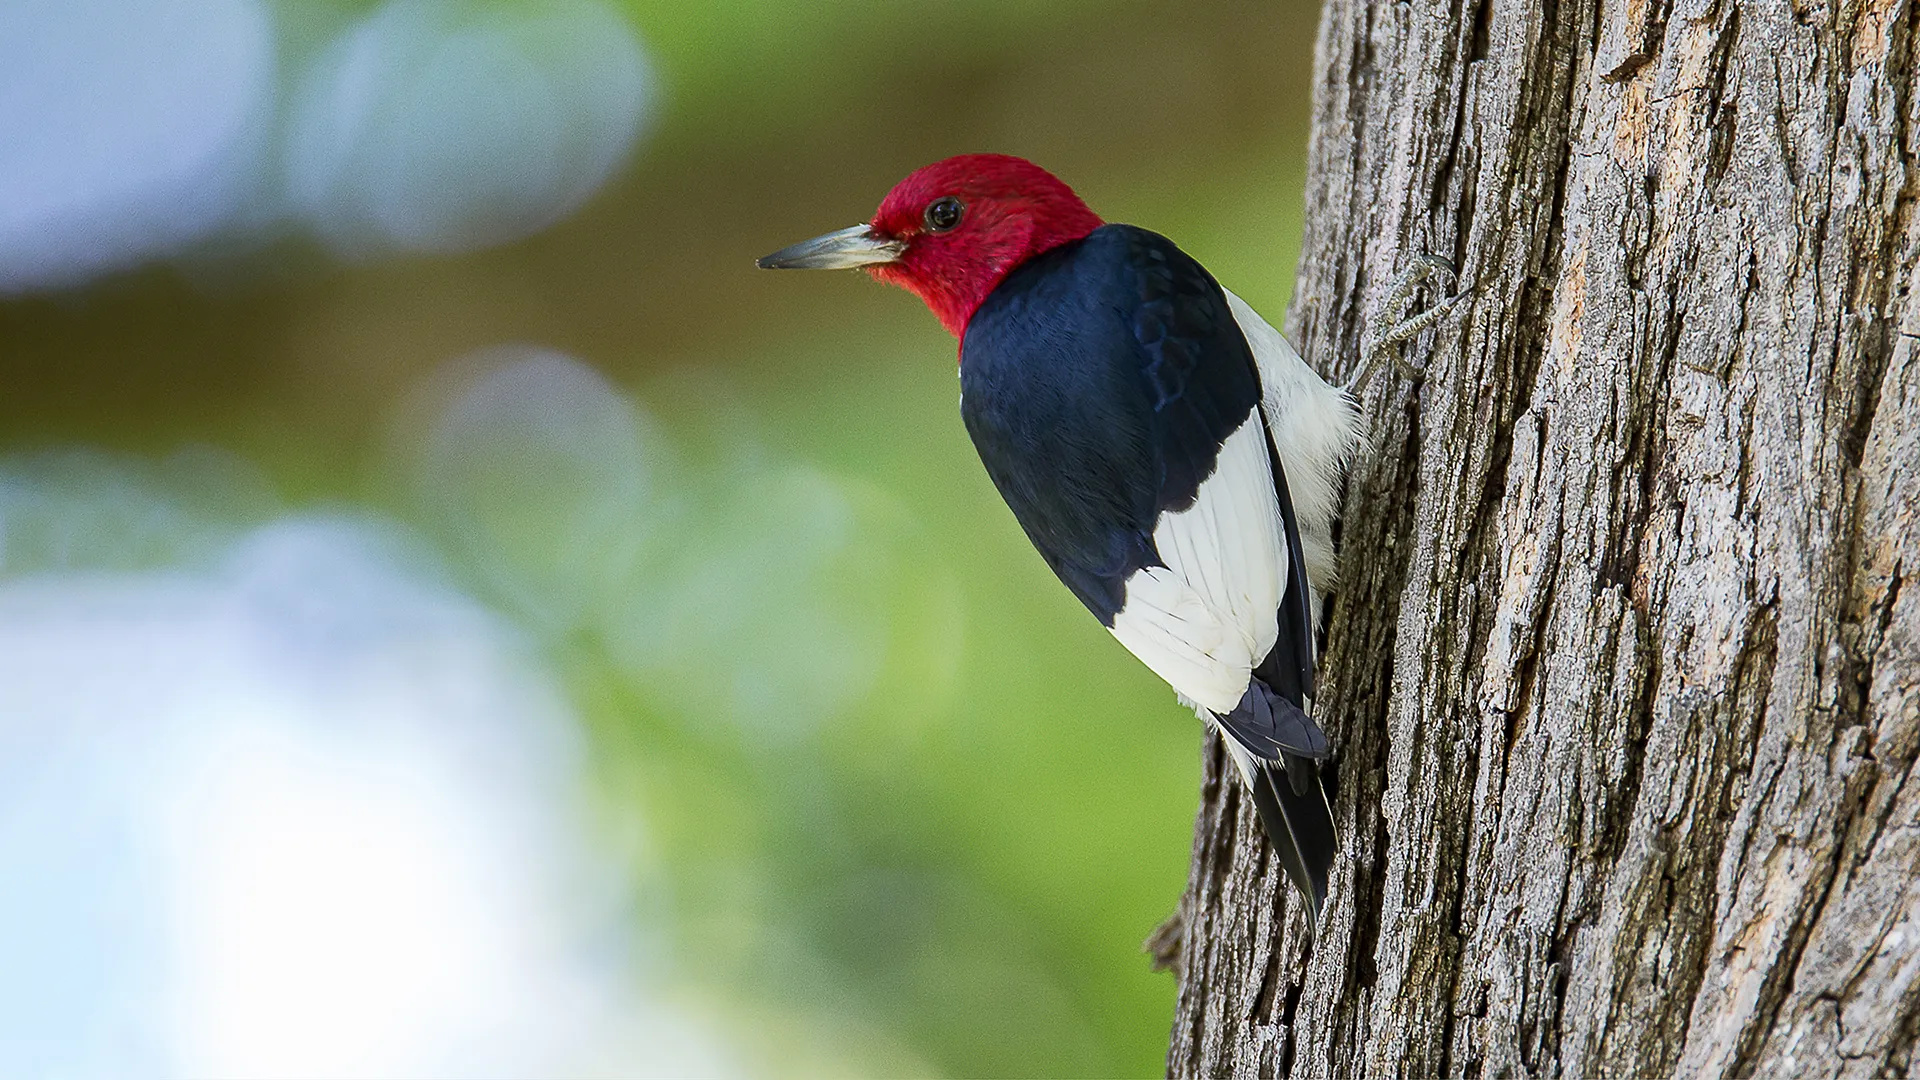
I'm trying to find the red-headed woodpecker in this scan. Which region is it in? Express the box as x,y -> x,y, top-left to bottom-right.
759,154 -> 1453,930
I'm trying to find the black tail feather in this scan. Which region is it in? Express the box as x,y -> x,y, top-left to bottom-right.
1244,752 -> 1337,932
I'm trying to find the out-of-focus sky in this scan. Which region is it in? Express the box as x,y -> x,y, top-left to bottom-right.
0,0 -> 1317,1075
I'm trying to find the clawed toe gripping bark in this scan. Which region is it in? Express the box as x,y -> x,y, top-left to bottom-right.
1346,253 -> 1464,396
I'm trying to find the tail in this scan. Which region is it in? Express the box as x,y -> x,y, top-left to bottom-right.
1222,735 -> 1337,933
1247,753 -> 1336,931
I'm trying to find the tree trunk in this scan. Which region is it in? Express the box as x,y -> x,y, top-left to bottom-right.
1162,0 -> 1919,1071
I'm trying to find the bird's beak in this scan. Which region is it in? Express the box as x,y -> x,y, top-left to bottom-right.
756,225 -> 904,270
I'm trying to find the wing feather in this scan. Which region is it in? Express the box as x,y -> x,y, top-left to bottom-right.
959,225 -> 1312,717
1109,417 -> 1287,714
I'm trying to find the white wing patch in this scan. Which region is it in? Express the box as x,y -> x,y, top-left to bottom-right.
1108,416 -> 1285,715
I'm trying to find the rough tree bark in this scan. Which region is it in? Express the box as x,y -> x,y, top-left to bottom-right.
1161,0 -> 1919,1071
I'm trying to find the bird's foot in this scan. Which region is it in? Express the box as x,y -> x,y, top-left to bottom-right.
1345,254 -> 1465,395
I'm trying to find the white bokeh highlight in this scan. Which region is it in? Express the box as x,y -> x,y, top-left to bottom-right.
287,0 -> 654,257
0,505 -> 733,1078
410,350 -> 941,747
409,346 -> 656,638
0,0 -> 653,292
0,0 -> 276,292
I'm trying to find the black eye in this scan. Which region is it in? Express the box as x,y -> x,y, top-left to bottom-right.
923,197 -> 964,232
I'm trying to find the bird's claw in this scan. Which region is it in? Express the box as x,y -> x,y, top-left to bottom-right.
1346,254 -> 1465,395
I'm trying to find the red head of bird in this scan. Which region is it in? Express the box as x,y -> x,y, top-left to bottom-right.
757,154 -> 1105,338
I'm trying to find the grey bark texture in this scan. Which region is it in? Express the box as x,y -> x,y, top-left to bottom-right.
1162,0 -> 1919,1071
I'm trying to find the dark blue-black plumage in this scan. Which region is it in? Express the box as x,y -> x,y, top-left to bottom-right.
958,223 -> 1336,925
960,224 -> 1316,697
960,225 -> 1259,621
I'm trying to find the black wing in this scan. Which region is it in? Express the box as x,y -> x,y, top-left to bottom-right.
959,225 -> 1259,619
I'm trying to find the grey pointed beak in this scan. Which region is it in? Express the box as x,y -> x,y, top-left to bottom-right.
756,224 -> 904,270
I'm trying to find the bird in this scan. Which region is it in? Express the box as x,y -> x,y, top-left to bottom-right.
758,154 -> 1454,931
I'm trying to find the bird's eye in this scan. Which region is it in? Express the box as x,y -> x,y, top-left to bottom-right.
923,197 -> 964,232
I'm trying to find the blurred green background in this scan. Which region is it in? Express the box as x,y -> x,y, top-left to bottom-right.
0,1 -> 1315,1074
